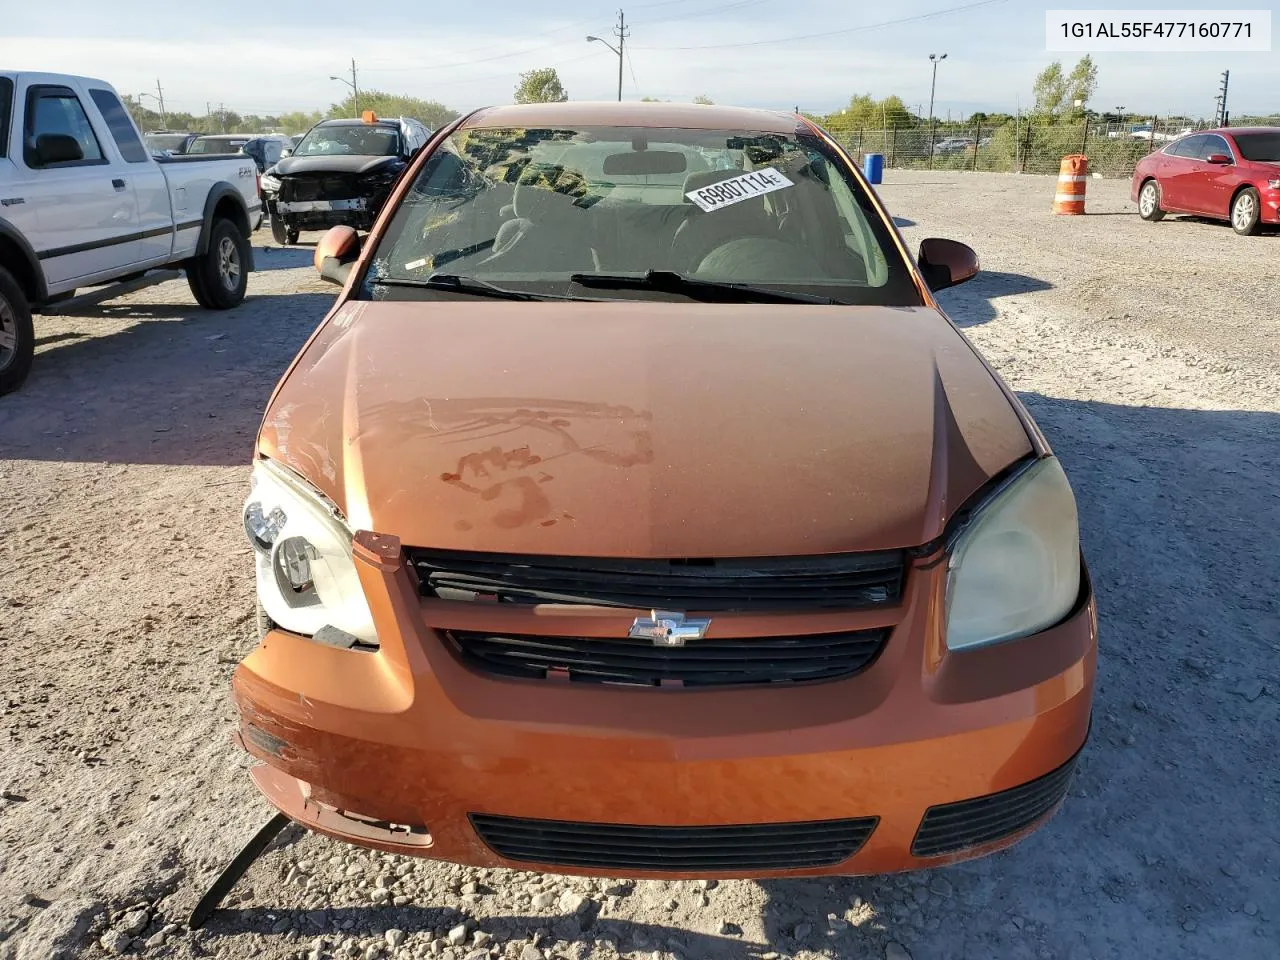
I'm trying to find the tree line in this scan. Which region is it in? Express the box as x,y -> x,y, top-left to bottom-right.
122,90 -> 459,136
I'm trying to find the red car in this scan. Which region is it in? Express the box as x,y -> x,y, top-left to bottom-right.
1132,127 -> 1280,235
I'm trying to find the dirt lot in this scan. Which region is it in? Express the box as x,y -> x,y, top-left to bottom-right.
2,172 -> 1277,960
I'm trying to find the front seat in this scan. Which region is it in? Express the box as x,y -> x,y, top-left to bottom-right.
669,169 -> 779,273
486,164 -> 595,272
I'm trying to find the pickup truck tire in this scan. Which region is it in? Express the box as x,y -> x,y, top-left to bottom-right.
270,213 -> 288,246
188,218 -> 249,309
0,267 -> 35,397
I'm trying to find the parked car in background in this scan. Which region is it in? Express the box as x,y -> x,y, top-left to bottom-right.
932,136 -> 973,155
234,101 -> 1096,882
240,134 -> 294,174
145,130 -> 197,156
187,134 -> 254,156
1133,127 -> 1280,235
0,71 -> 261,394
260,112 -> 431,244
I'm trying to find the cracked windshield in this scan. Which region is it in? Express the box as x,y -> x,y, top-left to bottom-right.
368,125 -> 919,304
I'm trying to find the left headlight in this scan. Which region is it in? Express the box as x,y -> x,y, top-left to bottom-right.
260,173 -> 281,192
243,458 -> 377,645
944,457 -> 1081,651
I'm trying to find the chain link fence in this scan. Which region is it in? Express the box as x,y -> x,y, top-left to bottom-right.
829,118 -> 1216,178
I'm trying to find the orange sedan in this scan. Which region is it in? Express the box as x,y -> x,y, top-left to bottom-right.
234,102 -> 1095,879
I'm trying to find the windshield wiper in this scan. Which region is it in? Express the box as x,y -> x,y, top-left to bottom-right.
371,274 -> 551,301
569,270 -> 846,305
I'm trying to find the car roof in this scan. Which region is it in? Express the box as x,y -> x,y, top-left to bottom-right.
1212,126 -> 1280,136
462,101 -> 802,134
317,118 -> 401,129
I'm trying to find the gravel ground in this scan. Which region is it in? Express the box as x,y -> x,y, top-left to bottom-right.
2,173 -> 1277,960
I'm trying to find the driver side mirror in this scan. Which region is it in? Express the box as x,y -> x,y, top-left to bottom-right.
918,238 -> 979,292
281,148 -> 293,158
314,225 -> 362,286
1206,153 -> 1232,165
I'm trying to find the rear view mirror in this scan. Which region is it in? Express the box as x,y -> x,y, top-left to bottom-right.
314,225 -> 362,286
602,150 -> 688,176
918,238 -> 979,292
1206,153 -> 1231,165
33,133 -> 84,166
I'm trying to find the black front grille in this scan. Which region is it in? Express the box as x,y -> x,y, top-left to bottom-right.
911,751 -> 1081,858
408,549 -> 905,612
280,175 -> 359,202
470,813 -> 878,871
445,628 -> 887,687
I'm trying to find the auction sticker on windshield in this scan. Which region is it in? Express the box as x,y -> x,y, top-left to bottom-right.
686,167 -> 794,213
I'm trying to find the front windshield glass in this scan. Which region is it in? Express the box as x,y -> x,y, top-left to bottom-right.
295,125 -> 400,157
366,125 -> 920,305
1233,133 -> 1280,162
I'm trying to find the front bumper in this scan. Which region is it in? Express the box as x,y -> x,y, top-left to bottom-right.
233,532 -> 1096,878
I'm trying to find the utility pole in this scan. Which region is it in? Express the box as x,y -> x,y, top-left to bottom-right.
155,79 -> 167,129
1216,69 -> 1230,126
927,53 -> 946,169
330,60 -> 360,115
218,102 -> 225,133
587,10 -> 628,101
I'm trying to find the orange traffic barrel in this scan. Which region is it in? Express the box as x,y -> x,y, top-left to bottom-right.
1054,155 -> 1088,215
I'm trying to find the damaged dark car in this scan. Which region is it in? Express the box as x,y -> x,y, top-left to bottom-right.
262,113 -> 432,244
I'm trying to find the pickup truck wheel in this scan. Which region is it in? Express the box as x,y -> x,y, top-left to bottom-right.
270,214 -> 288,246
0,267 -> 36,396
191,218 -> 249,309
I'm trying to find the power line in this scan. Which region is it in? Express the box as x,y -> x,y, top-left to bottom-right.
632,0 -> 1007,50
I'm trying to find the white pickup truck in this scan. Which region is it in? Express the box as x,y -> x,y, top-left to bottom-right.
0,71 -> 263,394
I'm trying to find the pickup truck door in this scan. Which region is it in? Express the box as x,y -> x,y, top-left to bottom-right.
19,81 -> 142,286
87,87 -> 173,264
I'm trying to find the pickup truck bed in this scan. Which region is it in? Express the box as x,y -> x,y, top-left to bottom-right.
0,70 -> 261,394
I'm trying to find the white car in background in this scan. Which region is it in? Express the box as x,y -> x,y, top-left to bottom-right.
0,71 -> 262,394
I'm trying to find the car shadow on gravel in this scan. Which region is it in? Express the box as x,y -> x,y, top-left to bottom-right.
4,292 -> 334,466
204,905 -> 775,958
253,247 -> 317,271
936,270 -> 1053,327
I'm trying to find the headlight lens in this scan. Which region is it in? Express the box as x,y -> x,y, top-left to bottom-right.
242,459 -> 377,644
944,457 -> 1081,651
260,173 -> 281,192
1268,178 -> 1280,191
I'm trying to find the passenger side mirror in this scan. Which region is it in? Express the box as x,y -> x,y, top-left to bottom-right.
281,148 -> 294,158
1206,153 -> 1231,165
33,133 -> 84,166
314,225 -> 362,286
918,238 -> 979,292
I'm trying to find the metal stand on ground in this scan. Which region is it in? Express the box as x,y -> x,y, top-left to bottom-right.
188,813 -> 292,930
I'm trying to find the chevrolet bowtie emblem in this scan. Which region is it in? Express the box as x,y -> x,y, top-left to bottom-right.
627,610 -> 711,646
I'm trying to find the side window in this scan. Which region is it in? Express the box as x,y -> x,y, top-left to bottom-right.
0,78 -> 12,159
1167,135 -> 1204,159
1201,135 -> 1231,161
264,141 -> 282,165
88,89 -> 148,163
24,86 -> 105,167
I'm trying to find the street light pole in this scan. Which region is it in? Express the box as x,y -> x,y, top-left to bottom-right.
587,9 -> 629,101
330,60 -> 359,115
927,53 -> 946,168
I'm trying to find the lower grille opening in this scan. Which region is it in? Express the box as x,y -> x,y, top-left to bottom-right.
470,813 -> 878,871
445,628 -> 889,687
911,749 -> 1082,858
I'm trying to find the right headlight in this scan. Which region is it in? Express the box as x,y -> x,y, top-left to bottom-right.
944,457 -> 1081,651
243,458 -> 377,645
260,172 -> 281,192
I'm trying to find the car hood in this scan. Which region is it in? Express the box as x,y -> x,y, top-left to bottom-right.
272,155 -> 401,177
258,301 -> 1032,557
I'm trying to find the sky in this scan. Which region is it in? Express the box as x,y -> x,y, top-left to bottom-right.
1,0 -> 1276,120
